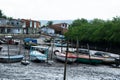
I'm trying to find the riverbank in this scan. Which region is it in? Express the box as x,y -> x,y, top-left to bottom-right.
0,61 -> 120,80
0,35 -> 120,80
0,45 -> 120,80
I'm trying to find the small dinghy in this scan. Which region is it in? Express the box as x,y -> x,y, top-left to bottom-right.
21,60 -> 30,65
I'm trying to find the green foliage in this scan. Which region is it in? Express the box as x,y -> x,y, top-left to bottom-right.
0,10 -> 2,18
0,10 -> 6,19
47,21 -> 53,26
71,18 -> 88,27
0,9 -> 12,19
65,16 -> 120,44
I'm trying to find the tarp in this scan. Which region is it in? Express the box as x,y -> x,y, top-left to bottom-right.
24,38 -> 37,44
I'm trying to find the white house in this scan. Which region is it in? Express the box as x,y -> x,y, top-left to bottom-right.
0,18 -> 23,34
40,26 -> 55,34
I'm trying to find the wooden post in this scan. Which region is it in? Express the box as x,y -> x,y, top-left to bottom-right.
50,37 -> 54,60
8,41 -> 10,63
76,37 -> 79,64
18,39 -> 21,55
87,44 -> 91,64
61,38 -> 63,52
63,39 -> 69,80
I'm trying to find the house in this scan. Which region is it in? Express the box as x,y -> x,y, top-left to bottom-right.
0,18 -> 41,34
22,19 -> 41,34
40,26 -> 55,34
48,23 -> 69,34
0,18 -> 23,34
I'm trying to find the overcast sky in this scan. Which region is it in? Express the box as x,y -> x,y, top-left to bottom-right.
0,0 -> 120,20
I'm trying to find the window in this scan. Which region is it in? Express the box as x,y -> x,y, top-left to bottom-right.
30,21 -> 32,27
34,22 -> 36,28
17,22 -> 19,25
11,22 -> 14,25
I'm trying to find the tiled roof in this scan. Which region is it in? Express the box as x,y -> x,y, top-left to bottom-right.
48,23 -> 68,33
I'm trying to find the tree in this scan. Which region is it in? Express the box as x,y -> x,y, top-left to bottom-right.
47,21 -> 53,26
71,18 -> 88,27
0,10 -> 3,18
0,9 -> 12,19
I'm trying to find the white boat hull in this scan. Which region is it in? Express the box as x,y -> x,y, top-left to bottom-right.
55,55 -> 76,63
54,51 -> 77,63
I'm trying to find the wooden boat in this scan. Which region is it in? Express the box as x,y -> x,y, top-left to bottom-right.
54,50 -> 77,63
0,55 -> 24,63
75,48 -> 103,64
30,46 -> 49,62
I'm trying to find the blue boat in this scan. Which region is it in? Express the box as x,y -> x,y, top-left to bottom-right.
54,43 -> 67,47
30,46 -> 49,62
0,55 -> 24,63
23,38 -> 37,43
23,38 -> 37,49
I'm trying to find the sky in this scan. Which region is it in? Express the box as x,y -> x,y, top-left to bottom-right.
0,0 -> 120,20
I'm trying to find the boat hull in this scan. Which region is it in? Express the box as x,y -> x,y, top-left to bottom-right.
102,58 -> 115,64
76,58 -> 103,64
55,55 -> 76,63
30,51 -> 47,61
55,43 -> 67,47
54,51 -> 77,63
76,55 -> 103,64
0,55 -> 24,63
